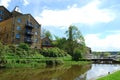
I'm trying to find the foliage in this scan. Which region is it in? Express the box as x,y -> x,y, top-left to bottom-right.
72,48 -> 82,61
104,52 -> 110,58
52,36 -> 67,50
18,43 -> 29,51
0,43 -> 45,68
0,40 -> 90,68
52,25 -> 87,60
65,25 -> 85,45
41,28 -> 53,40
117,52 -> 120,55
65,25 -> 86,56
41,47 -> 68,57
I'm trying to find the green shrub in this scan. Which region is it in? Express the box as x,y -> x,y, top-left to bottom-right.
72,48 -> 82,61
18,43 -> 29,51
41,48 -> 68,57
31,53 -> 44,59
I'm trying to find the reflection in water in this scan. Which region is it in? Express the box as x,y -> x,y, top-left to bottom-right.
56,65 -> 91,80
0,64 -> 120,80
0,65 -> 91,80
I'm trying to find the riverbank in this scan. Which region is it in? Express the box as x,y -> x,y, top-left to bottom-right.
0,57 -> 91,68
64,60 -> 91,66
97,70 -> 120,80
0,43 -> 91,68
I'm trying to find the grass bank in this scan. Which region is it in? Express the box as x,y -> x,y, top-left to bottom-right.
0,57 -> 91,68
64,60 -> 91,66
97,70 -> 120,80
0,43 -> 91,68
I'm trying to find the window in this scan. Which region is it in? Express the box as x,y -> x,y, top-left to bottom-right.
0,10 -> 3,15
35,24 -> 39,29
16,26 -> 21,30
34,38 -> 38,42
16,34 -> 20,39
35,32 -> 38,35
0,16 -> 3,21
45,41 -> 49,45
17,18 -> 22,23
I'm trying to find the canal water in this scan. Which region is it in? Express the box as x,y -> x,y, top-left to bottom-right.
0,64 -> 120,80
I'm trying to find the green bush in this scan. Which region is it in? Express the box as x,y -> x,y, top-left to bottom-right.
72,48 -> 82,61
18,43 -> 29,51
41,48 -> 68,57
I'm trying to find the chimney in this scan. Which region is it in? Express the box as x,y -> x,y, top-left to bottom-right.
13,6 -> 21,13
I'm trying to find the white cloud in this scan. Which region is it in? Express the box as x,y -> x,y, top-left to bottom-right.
0,0 -> 11,8
85,34 -> 120,51
23,0 -> 29,6
35,0 -> 116,28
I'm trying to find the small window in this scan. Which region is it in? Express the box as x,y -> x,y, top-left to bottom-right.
16,26 -> 21,30
0,16 -> 3,21
0,10 -> 3,14
34,38 -> 38,42
35,32 -> 38,35
45,41 -> 49,45
17,18 -> 22,23
35,24 -> 39,28
16,34 -> 20,39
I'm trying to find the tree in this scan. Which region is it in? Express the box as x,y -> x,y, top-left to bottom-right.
104,52 -> 110,58
41,28 -> 53,40
117,52 -> 120,55
65,25 -> 86,56
93,52 -> 99,58
52,35 -> 67,50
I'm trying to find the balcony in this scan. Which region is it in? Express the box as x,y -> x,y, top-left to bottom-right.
26,23 -> 34,28
25,31 -> 34,36
24,38 -> 33,43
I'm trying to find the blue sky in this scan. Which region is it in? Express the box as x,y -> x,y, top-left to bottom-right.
1,0 -> 120,51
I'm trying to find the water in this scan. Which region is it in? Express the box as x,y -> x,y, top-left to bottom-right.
0,64 -> 120,80
86,64 -> 120,80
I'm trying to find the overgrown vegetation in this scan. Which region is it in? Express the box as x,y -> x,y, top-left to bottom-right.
40,47 -> 68,57
0,42 -> 72,68
0,43 -> 46,68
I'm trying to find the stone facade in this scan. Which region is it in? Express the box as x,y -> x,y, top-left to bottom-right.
0,6 -> 11,21
0,6 -> 41,49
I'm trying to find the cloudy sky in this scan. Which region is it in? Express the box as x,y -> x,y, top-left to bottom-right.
0,0 -> 120,51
